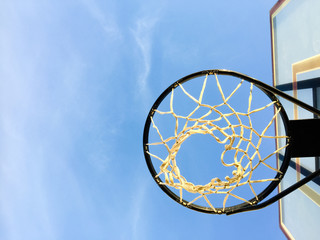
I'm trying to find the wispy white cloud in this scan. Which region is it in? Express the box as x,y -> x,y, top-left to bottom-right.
131,180 -> 148,240
118,174 -> 150,240
81,0 -> 122,41
131,13 -> 161,101
0,120 -> 55,240
0,2 -> 107,239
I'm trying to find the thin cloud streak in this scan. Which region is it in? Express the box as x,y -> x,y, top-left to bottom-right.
131,180 -> 148,240
81,0 -> 122,41
132,15 -> 160,100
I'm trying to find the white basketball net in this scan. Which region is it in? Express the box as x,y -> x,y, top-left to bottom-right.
147,74 -> 287,212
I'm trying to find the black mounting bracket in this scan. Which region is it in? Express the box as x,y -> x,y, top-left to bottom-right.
289,118 -> 320,158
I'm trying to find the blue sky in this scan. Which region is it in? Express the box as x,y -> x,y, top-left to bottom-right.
0,0 -> 287,239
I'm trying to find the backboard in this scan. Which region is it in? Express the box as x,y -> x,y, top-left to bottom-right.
270,0 -> 320,239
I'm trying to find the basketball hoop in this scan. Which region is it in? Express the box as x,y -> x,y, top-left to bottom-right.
143,69 -> 320,214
